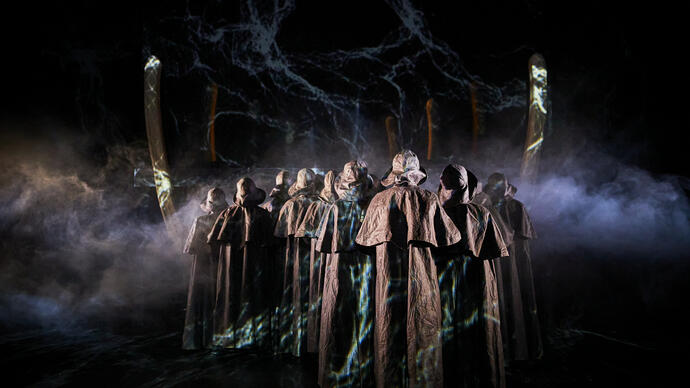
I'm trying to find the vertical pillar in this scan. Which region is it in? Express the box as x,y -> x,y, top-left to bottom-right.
425,98 -> 434,161
144,56 -> 177,228
520,53 -> 548,182
385,116 -> 398,160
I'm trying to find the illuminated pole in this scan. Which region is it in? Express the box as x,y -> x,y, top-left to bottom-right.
208,83 -> 218,162
425,98 -> 434,161
520,53 -> 548,182
385,116 -> 398,160
144,56 -> 177,228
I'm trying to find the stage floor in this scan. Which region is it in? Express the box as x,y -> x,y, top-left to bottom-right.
1,326 -> 676,387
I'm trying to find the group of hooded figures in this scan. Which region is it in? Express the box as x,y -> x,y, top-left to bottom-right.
182,150 -> 541,388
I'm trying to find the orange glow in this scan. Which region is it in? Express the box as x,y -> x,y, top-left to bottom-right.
425,98 -> 433,161
385,116 -> 398,159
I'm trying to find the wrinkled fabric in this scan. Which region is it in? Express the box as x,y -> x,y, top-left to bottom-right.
182,207 -> 222,350
208,180 -> 275,349
485,173 -> 542,360
289,168 -> 318,197
260,172 -> 292,350
435,164 -> 508,388
380,149 -> 428,188
262,170 -> 291,221
317,251 -> 374,388
274,169 -> 320,356
316,161 -> 374,388
355,159 -> 461,388
262,183 -> 291,220
493,196 -> 541,361
293,170 -> 338,353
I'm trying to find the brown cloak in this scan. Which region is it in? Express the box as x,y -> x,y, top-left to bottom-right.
262,170 -> 291,221
274,168 -> 320,356
355,150 -> 462,388
435,164 -> 508,388
316,161 -> 375,388
261,171 -> 292,351
295,170 -> 338,353
181,188 -> 227,350
208,178 -> 274,349
485,173 -> 542,361
182,211 -> 222,348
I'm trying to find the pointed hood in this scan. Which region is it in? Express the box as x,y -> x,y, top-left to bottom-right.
380,149 -> 427,187
438,164 -> 478,207
319,170 -> 339,203
233,177 -> 266,207
288,168 -> 318,197
200,187 -> 228,213
334,160 -> 371,201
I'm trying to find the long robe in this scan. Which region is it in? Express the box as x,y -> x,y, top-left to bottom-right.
274,192 -> 320,356
356,185 -> 461,388
262,183 -> 290,350
297,195 -> 335,353
182,211 -> 221,349
316,196 -> 374,388
208,203 -> 275,349
492,197 -> 542,361
436,201 -> 508,388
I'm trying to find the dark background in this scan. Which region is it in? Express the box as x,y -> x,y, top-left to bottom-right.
3,0 -> 688,175
1,1 -> 689,387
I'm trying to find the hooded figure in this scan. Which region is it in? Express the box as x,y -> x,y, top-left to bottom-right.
296,169 -> 339,353
182,187 -> 228,349
472,182 -> 492,208
262,170 -> 291,220
484,173 -> 541,361
355,150 -> 462,388
261,170 -> 292,349
274,168 -> 321,356
435,164 -> 509,388
316,161 -> 376,388
207,177 -> 274,349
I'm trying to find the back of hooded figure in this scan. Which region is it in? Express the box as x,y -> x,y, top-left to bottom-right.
355,150 -> 462,388
484,172 -> 542,361
295,170 -> 339,354
316,161 -> 377,388
274,168 -> 321,356
207,177 -> 275,349
182,187 -> 228,350
262,170 -> 292,349
434,165 -> 509,388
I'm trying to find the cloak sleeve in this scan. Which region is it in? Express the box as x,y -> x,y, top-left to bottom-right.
206,210 -> 226,244
315,204 -> 335,253
471,208 -> 509,260
215,206 -> 275,247
274,199 -> 295,238
506,199 -> 537,240
355,186 -> 461,248
183,217 -> 203,255
296,200 -> 330,238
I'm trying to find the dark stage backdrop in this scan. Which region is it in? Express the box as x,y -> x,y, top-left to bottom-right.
1,1 -> 689,386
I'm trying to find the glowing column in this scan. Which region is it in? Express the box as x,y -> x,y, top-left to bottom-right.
520,53 -> 548,182
144,56 -> 177,227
